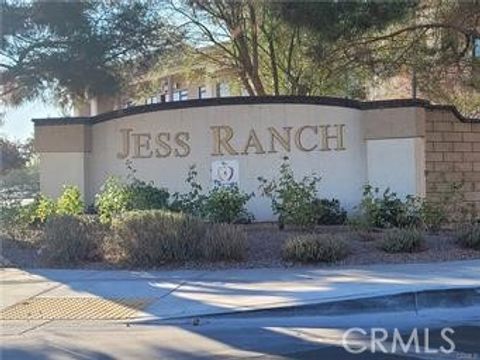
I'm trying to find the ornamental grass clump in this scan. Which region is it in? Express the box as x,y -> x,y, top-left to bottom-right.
42,214 -> 104,265
283,234 -> 349,263
380,228 -> 425,253
111,210 -> 205,266
109,210 -> 247,266
202,223 -> 246,261
456,224 -> 480,250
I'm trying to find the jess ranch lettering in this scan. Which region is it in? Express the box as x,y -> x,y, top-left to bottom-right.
117,124 -> 346,159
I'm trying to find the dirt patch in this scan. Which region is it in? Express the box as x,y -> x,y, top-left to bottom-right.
242,223 -> 480,269
1,223 -> 479,269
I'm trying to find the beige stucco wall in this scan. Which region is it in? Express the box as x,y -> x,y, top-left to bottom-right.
35,102 -> 432,221
363,107 -> 426,139
35,124 -> 91,153
366,137 -> 426,198
39,152 -> 88,198
86,104 -> 368,220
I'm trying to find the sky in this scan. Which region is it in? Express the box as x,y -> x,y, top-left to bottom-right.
1,100 -> 63,141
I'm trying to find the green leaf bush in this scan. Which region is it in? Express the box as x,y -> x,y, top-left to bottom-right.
456,224 -> 480,250
1,185 -> 88,239
203,185 -> 253,223
283,234 -> 349,263
358,185 -> 422,229
95,177 -> 131,224
57,185 -> 84,215
28,195 -> 57,225
380,228 -> 425,253
170,165 -> 206,217
313,198 -> 347,225
259,157 -> 321,229
128,180 -> 169,211
95,176 -> 169,224
42,215 -> 104,265
170,166 -> 253,223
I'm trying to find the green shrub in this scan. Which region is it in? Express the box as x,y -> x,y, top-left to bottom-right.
170,166 -> 253,223
42,215 -> 103,265
313,198 -> 347,225
2,185 -> 84,231
95,177 -> 131,224
203,185 -> 253,223
95,176 -> 171,224
170,165 -> 206,217
358,183 -> 472,232
28,195 -> 57,225
456,224 -> 480,250
380,228 -> 425,253
259,157 -> 321,229
202,223 -> 246,261
419,200 -> 446,233
128,180 -> 169,210
283,234 -> 349,263
57,185 -> 84,215
358,185 -> 422,229
111,210 -> 206,265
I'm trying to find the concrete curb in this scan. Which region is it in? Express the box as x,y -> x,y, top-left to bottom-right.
156,286 -> 480,321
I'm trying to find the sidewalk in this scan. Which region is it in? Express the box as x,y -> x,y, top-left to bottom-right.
2,260 -> 480,322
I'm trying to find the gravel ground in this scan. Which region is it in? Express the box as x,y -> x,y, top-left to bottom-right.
1,223 -> 479,270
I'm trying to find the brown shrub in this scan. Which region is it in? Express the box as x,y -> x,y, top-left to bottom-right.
203,223 -> 246,261
456,224 -> 480,250
109,210 -> 246,266
42,215 -> 104,265
110,210 -> 204,266
380,228 -> 425,253
283,234 -> 349,263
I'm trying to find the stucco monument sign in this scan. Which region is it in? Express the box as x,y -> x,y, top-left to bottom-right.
34,97 -> 480,221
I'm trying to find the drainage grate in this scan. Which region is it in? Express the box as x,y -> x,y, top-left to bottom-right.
0,297 -> 153,320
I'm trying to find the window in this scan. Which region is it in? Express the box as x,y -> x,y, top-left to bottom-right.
198,86 -> 207,99
145,96 -> 158,105
173,89 -> 188,101
216,82 -> 229,97
180,90 -> 188,101
474,38 -> 480,59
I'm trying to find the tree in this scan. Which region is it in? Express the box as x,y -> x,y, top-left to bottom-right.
0,137 -> 31,174
278,1 -> 480,117
168,0 -> 414,97
1,1 -> 181,109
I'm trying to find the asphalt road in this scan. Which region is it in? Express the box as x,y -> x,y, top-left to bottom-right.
2,308 -> 480,359
285,326 -> 480,359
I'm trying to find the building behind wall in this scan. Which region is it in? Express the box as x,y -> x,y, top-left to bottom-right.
73,56 -> 242,117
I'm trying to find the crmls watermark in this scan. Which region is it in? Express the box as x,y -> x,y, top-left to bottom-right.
342,327 -> 455,355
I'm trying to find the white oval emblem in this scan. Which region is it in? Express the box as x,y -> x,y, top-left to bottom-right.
218,165 -> 234,182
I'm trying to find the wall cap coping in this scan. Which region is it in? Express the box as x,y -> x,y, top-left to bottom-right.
32,96 -> 478,126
